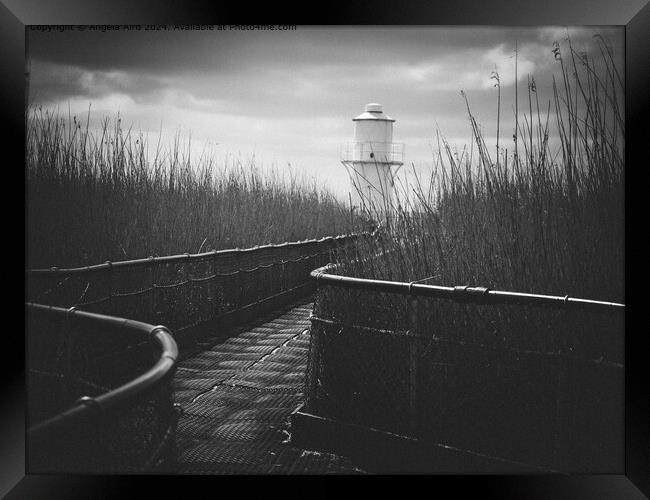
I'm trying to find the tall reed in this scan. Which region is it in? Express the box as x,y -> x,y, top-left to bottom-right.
343,35 -> 624,303
26,108 -> 364,268
321,37 -> 624,469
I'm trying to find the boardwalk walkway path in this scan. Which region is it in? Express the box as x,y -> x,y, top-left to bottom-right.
173,301 -> 365,474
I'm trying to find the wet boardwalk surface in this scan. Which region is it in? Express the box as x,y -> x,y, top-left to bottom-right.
173,301 -> 366,474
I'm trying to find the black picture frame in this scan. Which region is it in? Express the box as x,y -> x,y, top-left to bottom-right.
6,1 -> 647,497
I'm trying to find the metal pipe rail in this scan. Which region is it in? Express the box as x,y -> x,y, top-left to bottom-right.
26,232 -> 372,275
306,262 -> 625,471
311,264 -> 625,313
26,303 -> 178,441
25,231 -> 374,472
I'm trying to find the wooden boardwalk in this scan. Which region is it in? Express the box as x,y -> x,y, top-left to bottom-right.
172,301 -> 365,474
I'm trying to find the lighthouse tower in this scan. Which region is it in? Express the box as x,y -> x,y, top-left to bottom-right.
341,103 -> 404,218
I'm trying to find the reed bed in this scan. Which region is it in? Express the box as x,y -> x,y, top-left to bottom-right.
314,36 -> 625,470
341,35 -> 624,304
26,110 -> 363,269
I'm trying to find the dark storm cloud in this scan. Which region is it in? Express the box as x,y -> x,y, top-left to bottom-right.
28,27 -> 532,73
30,26 -> 619,75
27,26 -> 623,198
28,25 -> 623,109
29,61 -> 169,104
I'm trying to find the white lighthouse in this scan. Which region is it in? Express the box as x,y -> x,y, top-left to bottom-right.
341,103 -> 404,218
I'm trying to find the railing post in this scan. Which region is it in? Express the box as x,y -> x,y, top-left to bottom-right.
63,306 -> 77,401
106,261 -> 113,314
553,355 -> 571,471
281,256 -> 287,295
210,250 -> 217,323
149,257 -> 156,324
183,253 -> 190,330
234,250 -> 242,314
305,282 -> 322,414
409,297 -> 419,437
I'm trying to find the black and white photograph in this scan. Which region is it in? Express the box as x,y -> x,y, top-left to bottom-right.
14,12 -> 638,486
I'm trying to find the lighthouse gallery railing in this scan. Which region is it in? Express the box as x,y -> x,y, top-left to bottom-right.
340,141 -> 404,164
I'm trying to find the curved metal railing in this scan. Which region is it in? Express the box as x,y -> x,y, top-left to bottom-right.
26,232 -> 372,346
26,303 -> 179,472
26,233 -> 369,276
305,263 -> 625,472
25,231 -> 371,473
310,264 -> 625,313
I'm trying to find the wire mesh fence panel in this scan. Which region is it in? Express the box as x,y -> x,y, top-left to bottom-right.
26,234 -> 364,337
29,380 -> 177,473
26,305 -> 178,473
25,234 -> 366,473
306,282 -> 624,472
309,317 -> 411,435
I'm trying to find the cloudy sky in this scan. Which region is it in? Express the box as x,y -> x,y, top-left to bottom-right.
27,25 -> 623,199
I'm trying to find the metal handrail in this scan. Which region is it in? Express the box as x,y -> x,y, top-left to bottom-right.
311,264 -> 625,313
26,232 -> 371,276
25,232 -> 374,472
26,303 -> 178,440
